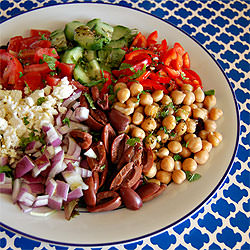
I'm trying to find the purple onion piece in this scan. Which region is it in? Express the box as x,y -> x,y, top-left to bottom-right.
15,156 -> 35,178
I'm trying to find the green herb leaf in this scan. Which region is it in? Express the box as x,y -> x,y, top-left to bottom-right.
136,90 -> 148,103
19,130 -> 45,150
108,85 -> 119,103
129,64 -> 147,80
24,81 -> 31,92
41,145 -> 46,153
126,137 -> 141,146
100,165 -> 106,171
23,117 -> 29,125
185,171 -> 201,182
204,89 -> 215,96
160,126 -> 168,134
0,165 -> 13,178
176,116 -> 182,122
62,117 -> 70,127
37,97 -> 46,106
19,71 -> 23,78
42,54 -> 57,70
83,93 -> 96,109
173,154 -> 182,161
180,71 -> 188,80
40,33 -> 47,40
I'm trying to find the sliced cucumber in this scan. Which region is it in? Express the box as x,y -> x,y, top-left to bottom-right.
50,29 -> 67,52
61,46 -> 83,64
64,21 -> 84,41
83,50 -> 97,62
93,22 -> 114,41
112,25 -> 131,41
73,64 -> 90,84
86,18 -> 101,29
106,38 -> 128,49
88,59 -> 101,80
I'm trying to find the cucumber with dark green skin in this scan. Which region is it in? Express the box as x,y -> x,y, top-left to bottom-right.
88,59 -> 101,80
50,29 -> 67,52
106,38 -> 129,49
93,22 -> 114,41
73,64 -> 90,84
86,18 -> 101,29
112,25 -> 131,41
64,21 -> 84,41
61,46 -> 83,64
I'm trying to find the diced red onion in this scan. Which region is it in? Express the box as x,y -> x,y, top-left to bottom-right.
55,114 -> 62,127
81,168 -> 92,178
46,125 -> 62,147
0,173 -> 5,184
62,170 -> 88,190
62,89 -> 82,108
0,156 -> 8,166
32,195 -> 49,207
32,151 -> 42,158
12,178 -> 21,203
72,101 -> 80,110
27,183 -> 45,195
57,121 -> 89,135
18,202 -> 33,213
66,162 -> 75,171
55,180 -> 70,201
67,187 -> 83,202
25,141 -> 42,154
84,148 -> 97,159
32,154 -> 50,178
22,173 -> 45,184
48,150 -> 65,179
73,107 -> 89,122
65,109 -> 73,119
0,182 -> 12,194
15,155 -> 35,178
48,196 -> 63,210
67,137 -> 81,159
45,179 -> 57,197
17,187 -> 36,207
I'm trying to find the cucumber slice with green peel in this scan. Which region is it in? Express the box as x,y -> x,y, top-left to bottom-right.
112,25 -> 131,41
73,64 -> 90,84
64,21 -> 84,41
50,29 -> 67,52
93,22 -> 114,41
83,50 -> 97,61
86,18 -> 101,29
106,38 -> 128,49
88,59 -> 101,80
61,46 -> 83,64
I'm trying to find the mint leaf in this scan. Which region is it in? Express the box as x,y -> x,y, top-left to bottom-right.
42,54 -> 57,70
126,137 -> 141,146
185,171 -> 201,182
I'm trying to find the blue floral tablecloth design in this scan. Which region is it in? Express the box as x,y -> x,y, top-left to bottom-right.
0,1 -> 249,249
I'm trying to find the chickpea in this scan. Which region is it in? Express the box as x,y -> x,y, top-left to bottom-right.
156,161 -> 161,170
207,131 -> 223,147
168,141 -> 182,154
152,90 -> 164,102
141,117 -> 157,132
194,87 -> 205,103
172,169 -> 186,184
156,147 -> 169,158
182,105 -> 192,116
209,107 -> 223,121
175,108 -> 189,120
204,119 -> 217,132
161,156 -> 175,172
140,92 -> 154,106
113,102 -> 134,115
171,90 -> 186,105
202,140 -> 213,152
199,130 -> 209,140
174,161 -> 182,170
175,121 -> 187,136
204,95 -> 216,110
126,97 -> 139,108
145,162 -> 157,178
181,83 -> 193,92
182,158 -> 197,172
135,106 -> 144,114
192,108 -> 207,120
194,150 -> 209,165
194,102 -> 203,108
132,112 -> 144,125
184,133 -> 196,142
201,108 -> 209,120
162,115 -> 176,130
131,127 -> 146,140
144,104 -> 159,118
156,130 -> 169,143
179,146 -> 192,158
152,150 -> 157,161
147,178 -> 161,185
129,82 -> 143,97
156,170 -> 172,184
186,118 -> 197,134
190,103 -> 198,110
183,91 -> 195,105
161,95 -> 172,105
187,136 -> 202,153
117,87 -> 130,103
114,82 -> 127,92
144,135 -> 157,149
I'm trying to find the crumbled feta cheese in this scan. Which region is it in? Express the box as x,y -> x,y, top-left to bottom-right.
0,118 -> 8,131
52,77 -> 75,99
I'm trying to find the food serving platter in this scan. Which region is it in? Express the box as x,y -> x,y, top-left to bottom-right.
0,3 -> 240,247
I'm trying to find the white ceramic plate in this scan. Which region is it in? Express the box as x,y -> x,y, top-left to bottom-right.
0,3 -> 239,247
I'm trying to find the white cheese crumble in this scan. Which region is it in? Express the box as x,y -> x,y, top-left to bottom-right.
0,77 -> 75,160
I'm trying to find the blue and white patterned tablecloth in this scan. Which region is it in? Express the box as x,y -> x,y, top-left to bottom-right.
0,0 -> 249,249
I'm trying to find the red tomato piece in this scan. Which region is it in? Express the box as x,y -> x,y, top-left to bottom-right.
182,69 -> 202,88
140,79 -> 167,92
7,36 -> 23,56
147,31 -> 158,47
24,63 -> 52,75
162,65 -> 180,79
174,42 -> 185,56
100,70 -> 112,97
20,36 -> 41,50
149,71 -> 171,84
125,49 -> 156,61
34,48 -> 59,63
182,52 -> 190,69
161,48 -> 177,66
131,32 -> 147,48
13,78 -> 25,91
30,29 -> 51,39
136,70 -> 151,82
171,53 -> 183,71
46,74 -> 61,86
22,72 -> 43,91
57,62 -> 75,79
29,39 -> 51,49
157,39 -> 168,54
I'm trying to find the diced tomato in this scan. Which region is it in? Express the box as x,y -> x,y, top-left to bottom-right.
182,52 -> 190,69
149,71 -> 171,84
125,49 -> 156,61
100,70 -> 112,97
30,29 -> 51,39
161,48 -> 177,66
7,36 -> 23,56
29,39 -> 51,49
147,31 -> 158,47
20,36 -> 41,50
13,78 -> 25,91
24,63 -> 52,75
140,79 -> 167,92
0,51 -> 23,88
136,70 -> 151,82
131,32 -> 147,48
22,72 -> 43,91
57,62 -> 75,79
46,74 -> 61,86
171,53 -> 183,71
181,69 -> 202,88
157,39 -> 168,54
18,48 -> 37,64
69,80 -> 89,92
34,48 -> 59,63
162,65 -> 180,79
174,42 -> 185,56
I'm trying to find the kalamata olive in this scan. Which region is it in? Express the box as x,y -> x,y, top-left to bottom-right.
136,182 -> 160,202
92,171 -> 99,193
97,93 -> 109,110
110,162 -> 134,190
131,142 -> 143,167
87,142 -> 106,171
91,86 -> 100,102
117,146 -> 135,170
70,130 -> 92,150
99,160 -> 108,188
122,164 -> 143,189
84,114 -> 104,131
80,94 -> 89,108
119,187 -> 143,210
101,123 -> 116,153
109,109 -> 130,133
83,177 -> 96,207
142,147 -> 154,174
90,109 -> 108,126
142,184 -> 166,202
87,191 -> 122,212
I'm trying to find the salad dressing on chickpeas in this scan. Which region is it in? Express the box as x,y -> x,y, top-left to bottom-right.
0,18 -> 223,219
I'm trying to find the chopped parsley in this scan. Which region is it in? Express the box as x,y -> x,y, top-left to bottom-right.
126,137 -> 141,146
37,97 -> 46,106
19,130 -> 45,150
100,165 -> 106,171
108,85 -> 119,103
129,64 -> 147,80
185,171 -> 201,182
204,89 -> 215,96
83,92 -> 96,109
159,126 -> 168,134
62,117 -> 70,127
136,90 -> 148,103
24,81 -> 31,93
0,165 -> 13,178
19,71 -> 23,78
23,116 -> 29,125
42,54 -> 57,70
180,71 -> 188,80
39,33 -> 47,40
176,116 -> 182,122
173,154 -> 182,161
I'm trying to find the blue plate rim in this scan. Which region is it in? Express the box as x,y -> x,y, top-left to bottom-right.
0,2 -> 241,247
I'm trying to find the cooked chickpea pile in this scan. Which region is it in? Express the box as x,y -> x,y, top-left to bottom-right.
113,82 -> 223,185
